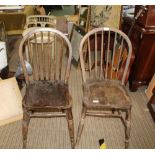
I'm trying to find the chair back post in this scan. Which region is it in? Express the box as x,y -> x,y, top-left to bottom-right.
79,27 -> 132,85
19,27 -> 72,85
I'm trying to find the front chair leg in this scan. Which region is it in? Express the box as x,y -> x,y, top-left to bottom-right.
66,108 -> 75,149
125,108 -> 131,149
22,108 -> 30,149
75,106 -> 87,148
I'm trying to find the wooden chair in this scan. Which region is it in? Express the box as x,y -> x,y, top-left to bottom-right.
25,15 -> 56,28
76,27 -> 133,148
19,28 -> 74,148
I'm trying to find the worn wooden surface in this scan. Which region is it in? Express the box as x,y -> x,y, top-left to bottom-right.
19,28 -> 74,148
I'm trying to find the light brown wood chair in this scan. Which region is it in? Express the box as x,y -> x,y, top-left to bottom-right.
19,28 -> 74,148
76,27 -> 133,148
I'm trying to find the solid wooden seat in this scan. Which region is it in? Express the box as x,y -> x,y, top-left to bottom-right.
19,28 -> 74,148
24,81 -> 71,108
83,80 -> 131,109
76,27 -> 133,148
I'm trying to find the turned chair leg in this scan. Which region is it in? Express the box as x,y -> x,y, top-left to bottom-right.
125,108 -> 131,149
66,108 -> 75,149
22,108 -> 30,149
75,106 -> 87,148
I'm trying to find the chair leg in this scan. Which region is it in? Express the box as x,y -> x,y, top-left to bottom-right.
22,108 -> 30,149
75,106 -> 87,148
125,108 -> 131,149
66,108 -> 75,149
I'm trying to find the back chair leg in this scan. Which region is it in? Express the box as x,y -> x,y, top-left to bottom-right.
125,108 -> 131,149
75,106 -> 87,148
66,108 -> 75,149
22,108 -> 30,149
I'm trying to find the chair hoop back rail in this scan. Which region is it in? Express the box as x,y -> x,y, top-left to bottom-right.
80,27 -> 132,85
19,28 -> 72,85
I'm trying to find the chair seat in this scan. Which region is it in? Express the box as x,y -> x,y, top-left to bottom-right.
24,81 -> 71,108
83,80 -> 132,109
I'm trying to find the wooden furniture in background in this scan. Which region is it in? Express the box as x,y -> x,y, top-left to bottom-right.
0,12 -> 26,35
134,5 -> 155,29
23,16 -> 68,36
25,15 -> 56,28
122,6 -> 155,91
76,27 -> 133,148
147,87 -> 155,122
19,28 -> 74,148
146,74 -> 155,122
145,74 -> 155,99
0,6 -> 35,35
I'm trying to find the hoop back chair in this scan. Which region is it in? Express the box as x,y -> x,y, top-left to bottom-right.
25,15 -> 56,28
76,27 -> 133,148
19,28 -> 74,148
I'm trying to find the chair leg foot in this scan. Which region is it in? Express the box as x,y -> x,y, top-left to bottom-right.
125,109 -> 131,149
22,108 -> 30,149
75,106 -> 87,148
125,140 -> 129,149
66,108 -> 75,149
23,140 -> 27,149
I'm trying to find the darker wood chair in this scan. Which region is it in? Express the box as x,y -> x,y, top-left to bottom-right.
19,28 -> 74,148
76,27 -> 133,148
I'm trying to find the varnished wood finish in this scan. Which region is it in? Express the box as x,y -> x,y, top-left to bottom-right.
76,27 -> 133,148
19,28 -> 74,148
123,17 -> 155,91
135,5 -> 155,29
147,87 -> 155,122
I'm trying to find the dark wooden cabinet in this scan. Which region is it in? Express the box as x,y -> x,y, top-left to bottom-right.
122,15 -> 155,91
134,5 -> 155,29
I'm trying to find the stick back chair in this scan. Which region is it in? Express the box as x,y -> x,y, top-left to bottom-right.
19,28 -> 74,148
76,27 -> 133,148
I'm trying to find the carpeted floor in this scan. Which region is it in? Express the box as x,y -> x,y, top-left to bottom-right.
0,56 -> 155,148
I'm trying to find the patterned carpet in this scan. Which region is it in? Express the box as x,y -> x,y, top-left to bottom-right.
0,64 -> 155,149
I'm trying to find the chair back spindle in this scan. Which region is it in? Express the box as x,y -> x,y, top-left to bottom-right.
19,28 -> 72,85
79,27 -> 132,85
